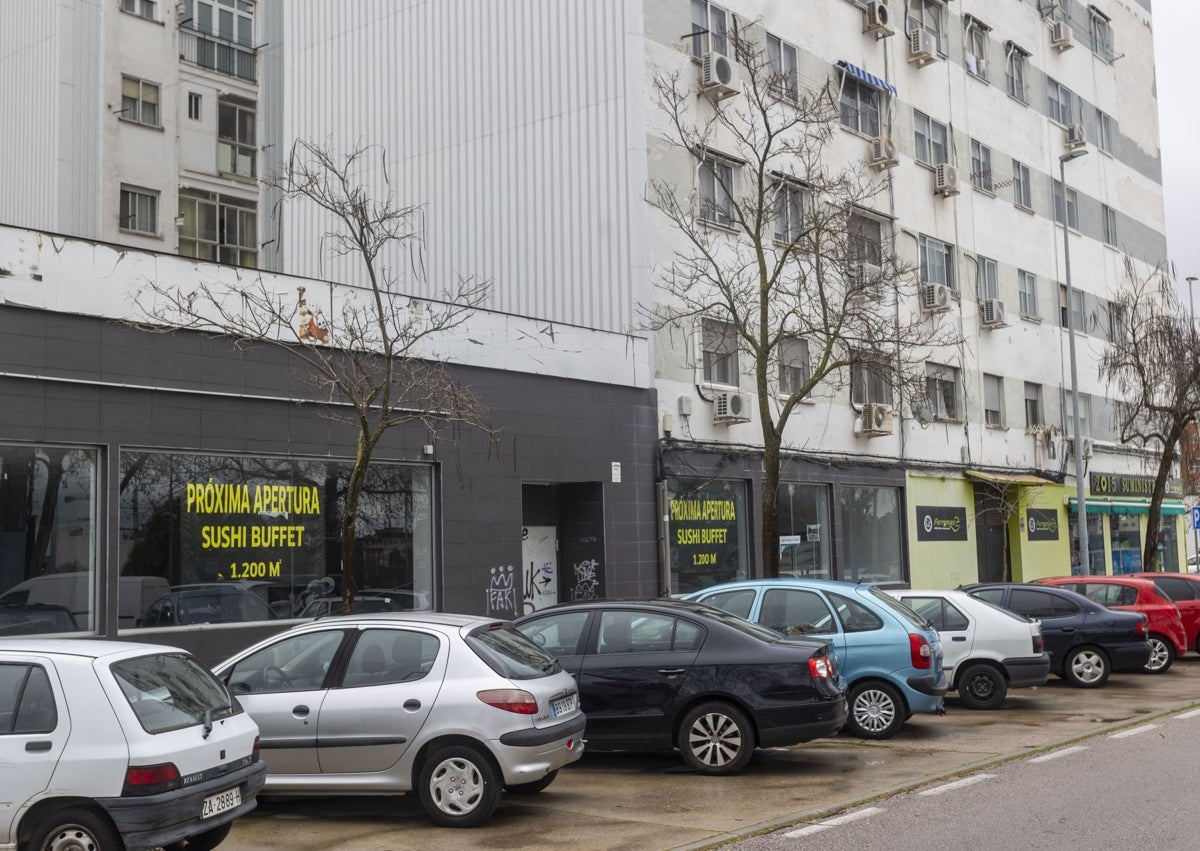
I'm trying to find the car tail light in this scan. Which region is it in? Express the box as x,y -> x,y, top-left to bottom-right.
122,762 -> 181,796
1032,634 -> 1044,654
477,689 -> 539,714
909,633 -> 932,670
252,735 -> 261,762
1137,618 -> 1150,635
808,655 -> 835,679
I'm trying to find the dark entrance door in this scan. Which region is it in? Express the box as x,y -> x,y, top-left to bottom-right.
973,485 -> 1010,583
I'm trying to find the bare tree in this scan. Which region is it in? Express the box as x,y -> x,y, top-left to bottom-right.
134,140 -> 493,611
1099,260 -> 1200,571
647,28 -> 957,577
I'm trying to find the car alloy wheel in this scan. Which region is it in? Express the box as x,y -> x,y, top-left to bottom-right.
1143,635 -> 1174,674
1063,646 -> 1109,688
417,744 -> 501,828
847,681 -> 904,739
677,701 -> 755,775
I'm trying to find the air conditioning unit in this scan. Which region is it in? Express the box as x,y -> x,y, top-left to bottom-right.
908,28 -> 938,66
1065,123 -> 1086,149
864,1 -> 894,38
1051,20 -> 1073,51
921,282 -> 952,313
933,163 -> 959,197
981,298 -> 1008,328
861,402 -> 895,436
700,51 -> 738,98
713,391 -> 751,425
868,136 -> 899,169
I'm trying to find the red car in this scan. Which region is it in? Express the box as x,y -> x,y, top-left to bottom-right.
1033,576 -> 1186,673
1132,572 -> 1200,653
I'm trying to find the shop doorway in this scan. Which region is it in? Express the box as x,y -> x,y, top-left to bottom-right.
973,485 -> 1010,583
522,483 -> 605,612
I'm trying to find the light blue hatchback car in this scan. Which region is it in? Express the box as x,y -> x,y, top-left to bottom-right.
684,578 -> 947,739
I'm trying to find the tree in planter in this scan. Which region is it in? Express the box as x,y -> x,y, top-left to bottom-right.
647,27 -> 957,577
134,140 -> 492,612
1098,260 -> 1200,571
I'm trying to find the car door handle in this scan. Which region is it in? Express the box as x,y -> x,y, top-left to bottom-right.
951,636 -> 967,642
292,705 -> 310,718
658,668 -> 686,676
25,740 -> 52,752
1061,627 -> 1076,634
403,699 -> 421,711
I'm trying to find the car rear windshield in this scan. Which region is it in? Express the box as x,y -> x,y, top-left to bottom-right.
868,588 -> 931,629
111,652 -> 239,734
467,624 -> 562,680
971,595 -> 1034,624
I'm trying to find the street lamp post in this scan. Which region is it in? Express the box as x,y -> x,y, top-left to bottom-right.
1188,276 -> 1198,569
1060,148 -> 1090,573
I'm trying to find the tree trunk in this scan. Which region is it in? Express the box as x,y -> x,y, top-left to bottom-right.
761,437 -> 781,578
340,445 -> 373,614
1142,426 -> 1183,572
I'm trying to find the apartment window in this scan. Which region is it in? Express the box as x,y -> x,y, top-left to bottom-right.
191,0 -> 255,47
851,357 -> 893,407
1102,204 -> 1117,246
217,100 -> 256,178
1012,160 -> 1032,209
965,17 -> 990,79
919,235 -> 955,292
976,256 -> 999,300
913,112 -> 949,166
702,318 -> 739,386
187,92 -> 202,121
983,374 -> 1004,427
1060,284 -> 1084,331
1006,43 -> 1029,102
1089,7 -> 1114,61
970,140 -> 993,192
1053,180 -> 1079,229
690,0 -> 728,57
767,34 -> 798,101
698,153 -> 736,227
907,0 -> 945,53
779,337 -> 811,397
1018,270 -> 1039,318
1108,303 -> 1127,343
924,363 -> 960,421
1024,383 -> 1043,428
119,186 -> 158,235
773,181 -> 804,243
1097,110 -> 1114,154
120,76 -> 160,127
840,78 -> 882,137
1064,390 -> 1092,437
849,213 -> 883,267
120,0 -> 158,20
178,189 -> 258,267
1047,78 -> 1074,126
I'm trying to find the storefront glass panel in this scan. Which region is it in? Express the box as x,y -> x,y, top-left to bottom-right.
667,478 -> 749,594
1110,513 -> 1143,574
778,483 -> 831,579
1068,514 -> 1104,575
119,451 -> 433,625
0,445 -> 97,635
839,485 -> 903,583
1157,516 -> 1179,573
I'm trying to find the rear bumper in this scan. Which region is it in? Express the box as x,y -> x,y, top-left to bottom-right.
99,759 -> 265,851
1003,653 -> 1051,689
756,695 -> 848,748
1108,641 -> 1153,672
906,673 -> 949,698
495,715 -> 587,787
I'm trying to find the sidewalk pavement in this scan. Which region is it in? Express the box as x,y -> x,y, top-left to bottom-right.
223,657 -> 1200,851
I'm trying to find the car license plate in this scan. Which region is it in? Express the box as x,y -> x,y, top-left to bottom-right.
551,693 -> 577,717
201,786 -> 241,819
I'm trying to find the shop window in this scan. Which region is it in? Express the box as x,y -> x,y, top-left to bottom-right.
0,446 -> 97,635
1158,518 -> 1180,573
1110,513 -> 1143,574
1068,513 -> 1104,575
838,485 -> 903,584
778,483 -> 831,579
667,478 -> 749,594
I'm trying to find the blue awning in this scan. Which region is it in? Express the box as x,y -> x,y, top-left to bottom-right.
837,60 -> 897,95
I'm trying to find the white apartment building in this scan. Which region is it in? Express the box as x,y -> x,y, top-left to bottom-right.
0,1 -> 1182,648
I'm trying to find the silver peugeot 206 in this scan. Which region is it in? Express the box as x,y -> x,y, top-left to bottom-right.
212,612 -> 585,827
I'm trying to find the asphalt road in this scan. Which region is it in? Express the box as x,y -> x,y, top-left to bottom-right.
221,658 -> 1200,850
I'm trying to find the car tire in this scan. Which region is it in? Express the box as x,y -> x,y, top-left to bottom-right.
1062,645 -> 1110,688
1143,634 -> 1175,674
845,680 -> 905,739
956,663 -> 1007,710
164,821 -> 233,851
27,806 -> 121,851
417,744 -> 501,828
677,701 -> 755,775
504,769 -> 558,795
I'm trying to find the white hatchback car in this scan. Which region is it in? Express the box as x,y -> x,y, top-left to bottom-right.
213,612 -> 586,828
886,589 -> 1051,709
0,639 -> 264,851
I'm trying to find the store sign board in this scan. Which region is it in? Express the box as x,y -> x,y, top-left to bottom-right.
1089,473 -> 1183,498
1025,508 -> 1060,541
915,505 -> 968,542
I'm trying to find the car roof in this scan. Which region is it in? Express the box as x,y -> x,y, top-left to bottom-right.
517,597 -> 720,617
0,638 -> 187,660
305,611 -> 494,628
688,578 -> 879,593
1037,575 -> 1157,587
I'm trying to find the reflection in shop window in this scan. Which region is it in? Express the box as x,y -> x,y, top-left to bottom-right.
0,445 -> 96,635
778,483 -> 831,579
838,485 -> 903,584
667,478 -> 748,594
119,451 -> 433,626
1109,513 -> 1142,574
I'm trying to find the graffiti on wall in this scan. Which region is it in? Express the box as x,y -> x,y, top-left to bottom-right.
486,564 -> 517,617
571,558 -> 600,601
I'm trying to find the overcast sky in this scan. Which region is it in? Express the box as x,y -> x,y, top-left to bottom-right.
1154,1 -> 1200,297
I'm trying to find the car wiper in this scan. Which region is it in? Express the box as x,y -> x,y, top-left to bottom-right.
202,706 -> 214,739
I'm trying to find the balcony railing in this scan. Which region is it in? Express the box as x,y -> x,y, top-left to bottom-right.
179,27 -> 257,83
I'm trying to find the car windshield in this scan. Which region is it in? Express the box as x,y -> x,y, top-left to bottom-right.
111,652 -> 238,734
467,623 -> 562,680
689,601 -> 797,643
868,588 -> 931,629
